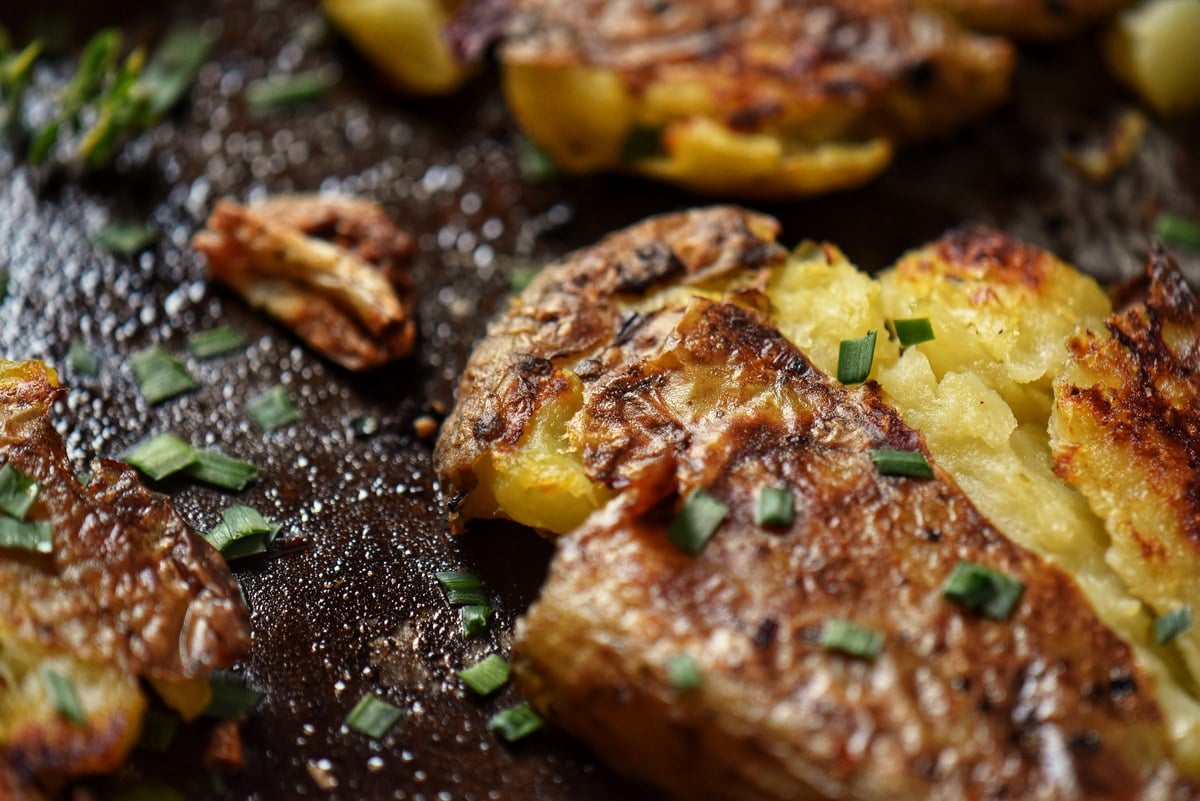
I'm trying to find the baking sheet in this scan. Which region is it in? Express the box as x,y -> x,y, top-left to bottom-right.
1,1 -> 1197,798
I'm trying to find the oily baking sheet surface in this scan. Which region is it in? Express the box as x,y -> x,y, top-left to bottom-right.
0,1 -> 1197,799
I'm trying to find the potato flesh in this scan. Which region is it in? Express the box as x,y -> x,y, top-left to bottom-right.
323,0 -> 468,95
1105,0 -> 1200,115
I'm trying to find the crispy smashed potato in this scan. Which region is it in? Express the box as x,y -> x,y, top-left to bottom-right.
928,0 -> 1136,38
193,194 -> 416,371
436,207 -> 1200,779
0,360 -> 250,796
499,0 -> 1014,197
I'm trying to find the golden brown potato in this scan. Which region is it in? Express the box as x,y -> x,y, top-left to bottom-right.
0,360 -> 251,795
499,0 -> 1014,197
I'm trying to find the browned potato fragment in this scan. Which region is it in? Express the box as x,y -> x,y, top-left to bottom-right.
0,360 -> 251,796
1051,247 -> 1200,695
193,194 -> 416,371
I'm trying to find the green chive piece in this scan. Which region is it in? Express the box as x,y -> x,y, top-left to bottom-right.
1155,213 -> 1200,250
186,449 -> 259,491
892,318 -> 935,347
352,415 -> 380,438
245,70 -> 335,110
131,346 -> 197,405
819,619 -> 884,660
435,571 -> 488,607
620,124 -> 666,162
458,655 -> 511,696
755,486 -> 793,528
345,693 -> 404,739
246,385 -> 300,431
837,330 -> 877,385
0,463 -> 42,519
136,708 -> 178,752
1155,606 -> 1193,645
666,654 -> 702,691
67,338 -> 100,376
516,135 -> 560,182
461,604 -> 491,637
0,517 -> 52,553
93,223 -> 157,255
187,326 -> 246,359
42,668 -> 86,725
868,448 -> 934,479
28,120 -> 60,165
0,268 -> 8,300
509,267 -> 538,293
121,433 -> 198,480
202,670 -> 264,720
942,561 -> 1025,621
205,505 -> 278,559
488,703 -> 544,743
667,488 -> 728,555
139,26 -> 216,116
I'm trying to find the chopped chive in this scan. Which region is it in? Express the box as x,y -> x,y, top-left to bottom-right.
202,670 -> 264,720
1155,213 -> 1200,250
488,703 -> 544,743
892,318 -> 934,347
620,124 -> 666,162
0,463 -> 42,519
0,268 -> 8,300
435,571 -> 488,607
666,654 -> 702,691
458,655 -> 511,696
0,517 -> 52,553
515,135 -> 560,182
186,449 -> 259,491
42,668 -> 86,725
187,326 -> 246,359
667,488 -> 728,555
868,448 -> 934,479
136,708 -> 178,752
76,469 -> 93,488
68,338 -> 100,376
461,604 -> 491,637
245,70 -> 335,110
509,267 -> 538,293
131,346 -> 197,405
28,120 -> 61,165
246,385 -> 300,431
837,330 -> 877,385
755,486 -> 793,528
93,222 -> 156,255
942,561 -> 1025,621
121,433 -> 198,480
205,505 -> 278,559
818,619 -> 884,660
344,693 -> 404,739
139,26 -> 216,116
1155,606 -> 1193,645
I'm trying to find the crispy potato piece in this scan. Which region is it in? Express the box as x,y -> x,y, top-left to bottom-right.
500,0 -> 1014,197
0,360 -> 250,795
1051,248 -> 1200,698
1104,0 -> 1200,115
926,0 -> 1136,39
193,194 -> 416,371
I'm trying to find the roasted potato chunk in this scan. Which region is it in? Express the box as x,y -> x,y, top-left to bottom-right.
0,360 -> 251,795
499,0 -> 1014,197
193,194 -> 416,371
1104,0 -> 1200,115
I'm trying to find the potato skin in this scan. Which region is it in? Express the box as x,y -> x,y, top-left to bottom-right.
515,298 -> 1189,801
0,361 -> 251,794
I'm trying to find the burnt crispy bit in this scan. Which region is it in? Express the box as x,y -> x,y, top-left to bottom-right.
193,194 -> 416,371
1051,247 -> 1200,695
514,299 -> 1192,801
0,359 -> 250,795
